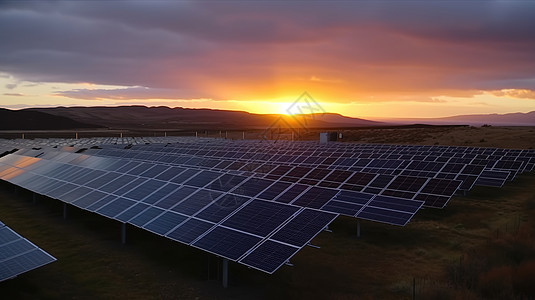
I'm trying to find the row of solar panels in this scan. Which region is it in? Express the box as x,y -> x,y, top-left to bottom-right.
133,139 -> 535,172
81,147 -> 460,209
1,137 -> 533,275
0,220 -> 56,282
0,136 -> 188,154
0,153 -> 340,274
116,141 -> 534,187
6,148 -> 424,227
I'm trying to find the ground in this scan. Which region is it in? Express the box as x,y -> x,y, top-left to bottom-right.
0,126 -> 534,299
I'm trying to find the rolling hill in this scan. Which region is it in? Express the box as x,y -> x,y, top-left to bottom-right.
0,108 -> 101,130
383,111 -> 535,126
26,106 -> 382,130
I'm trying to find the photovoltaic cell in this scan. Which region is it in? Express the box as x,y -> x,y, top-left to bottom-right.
171,189 -> 222,216
239,240 -> 299,274
166,218 -> 214,244
195,194 -> 249,223
291,187 -> 339,209
144,211 -> 188,235
192,226 -> 262,261
222,200 -> 300,237
270,209 -> 337,247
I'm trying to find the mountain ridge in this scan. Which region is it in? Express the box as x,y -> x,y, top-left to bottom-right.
24,106 -> 382,130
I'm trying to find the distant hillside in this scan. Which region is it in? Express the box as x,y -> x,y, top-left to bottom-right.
382,111 -> 535,126
437,111 -> 535,126
0,108 -> 101,130
27,106 -> 382,130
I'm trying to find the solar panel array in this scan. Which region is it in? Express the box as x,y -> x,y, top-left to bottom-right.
0,136 -> 533,275
0,220 -> 56,282
0,153 -> 338,274
80,140 -> 533,208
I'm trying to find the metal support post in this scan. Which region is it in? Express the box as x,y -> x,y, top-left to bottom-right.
121,223 -> 127,244
222,258 -> 229,288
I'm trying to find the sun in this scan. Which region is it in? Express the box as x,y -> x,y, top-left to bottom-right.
276,102 -> 299,116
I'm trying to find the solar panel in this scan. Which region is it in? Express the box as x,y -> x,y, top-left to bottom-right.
192,226 -> 262,261
222,200 -> 300,237
144,211 -> 189,236
0,222 -> 56,282
166,218 -> 215,244
270,209 -> 337,247
239,240 -> 300,274
195,194 -> 249,223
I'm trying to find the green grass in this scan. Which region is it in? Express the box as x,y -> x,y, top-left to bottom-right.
1,172 -> 534,299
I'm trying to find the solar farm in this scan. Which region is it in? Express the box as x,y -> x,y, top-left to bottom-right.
0,135 -> 534,298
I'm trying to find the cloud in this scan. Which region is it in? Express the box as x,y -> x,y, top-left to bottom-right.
1,1 -> 535,103
489,89 -> 535,100
3,92 -> 24,96
54,86 -> 213,101
5,83 -> 17,89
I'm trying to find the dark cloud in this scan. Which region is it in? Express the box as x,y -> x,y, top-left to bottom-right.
1,1 -> 535,101
54,86 -> 214,100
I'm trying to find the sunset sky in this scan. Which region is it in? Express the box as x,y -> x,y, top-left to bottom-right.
1,1 -> 535,119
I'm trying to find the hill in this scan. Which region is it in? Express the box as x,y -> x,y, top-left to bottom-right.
0,108 -> 101,130
383,111 -> 535,126
27,106 -> 382,130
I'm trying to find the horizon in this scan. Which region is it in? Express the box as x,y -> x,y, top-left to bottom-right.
1,1 -> 535,119
3,104 -> 534,123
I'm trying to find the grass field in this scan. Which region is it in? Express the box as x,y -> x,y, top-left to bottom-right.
0,127 -> 534,299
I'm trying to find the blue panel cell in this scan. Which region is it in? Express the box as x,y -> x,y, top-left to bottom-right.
115,202 -> 150,222
123,179 -> 167,201
183,170 -> 221,188
274,184 -> 308,204
155,166 -> 187,181
112,177 -> 147,196
129,207 -> 165,227
47,182 -> 79,199
368,195 -> 423,213
171,189 -> 222,216
334,190 -> 374,205
139,165 -> 169,178
144,211 -> 188,235
169,169 -> 200,185
72,190 -> 109,209
100,174 -> 138,193
166,218 -> 215,244
192,226 -> 261,261
126,163 -> 156,175
239,240 -> 299,274
70,169 -> 107,185
85,172 -> 121,189
357,206 -> 412,226
155,186 -> 198,209
97,197 -> 136,218
60,186 -> 93,203
233,178 -> 273,198
222,200 -> 299,236
321,200 -> 363,216
86,194 -> 119,211
206,174 -> 248,192
291,187 -> 338,209
271,209 -> 337,247
142,183 -> 180,204
195,194 -> 249,223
